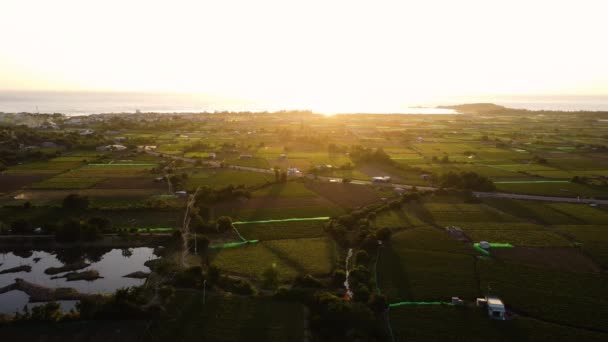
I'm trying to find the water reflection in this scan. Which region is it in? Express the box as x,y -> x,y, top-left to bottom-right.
0,247 -> 157,294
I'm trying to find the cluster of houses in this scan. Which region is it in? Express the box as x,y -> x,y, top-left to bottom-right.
96,144 -> 127,152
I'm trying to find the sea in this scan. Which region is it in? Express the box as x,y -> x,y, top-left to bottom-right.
0,91 -> 607,116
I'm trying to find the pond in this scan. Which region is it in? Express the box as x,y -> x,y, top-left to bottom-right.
0,247 -> 158,314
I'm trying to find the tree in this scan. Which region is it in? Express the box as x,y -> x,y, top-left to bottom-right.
11,219 -> 33,234
216,216 -> 233,233
207,265 -> 221,284
368,293 -> 388,313
82,225 -> 100,241
55,218 -> 82,242
355,250 -> 370,266
262,265 -> 279,290
88,217 -> 112,233
376,227 -> 392,242
62,193 -> 89,211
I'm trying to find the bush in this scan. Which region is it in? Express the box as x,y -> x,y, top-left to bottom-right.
439,171 -> 495,191
62,194 -> 89,211
376,228 -> 392,242
220,276 -> 256,295
55,219 -> 82,242
174,266 -> 204,288
355,250 -> 370,266
293,274 -> 323,288
216,216 -> 233,233
262,266 -> 279,290
11,219 -> 33,234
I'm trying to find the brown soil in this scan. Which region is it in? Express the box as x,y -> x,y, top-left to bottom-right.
492,247 -> 602,273
305,181 -> 380,208
215,196 -> 334,210
0,174 -> 49,192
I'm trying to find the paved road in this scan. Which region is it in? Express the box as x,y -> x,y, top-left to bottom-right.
146,151 -> 607,204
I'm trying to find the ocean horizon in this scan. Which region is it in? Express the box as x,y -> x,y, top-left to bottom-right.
0,91 -> 607,116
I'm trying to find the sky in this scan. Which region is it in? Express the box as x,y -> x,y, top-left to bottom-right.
1,0 -> 607,112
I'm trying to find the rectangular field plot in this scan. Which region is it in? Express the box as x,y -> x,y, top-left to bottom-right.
390,305 -> 608,342
482,199 -> 586,224
478,259 -> 608,331
30,174 -> 104,189
495,182 -> 608,197
545,203 -> 608,224
153,294 -> 306,342
237,220 -> 325,240
555,225 -> 608,268
377,247 -> 478,302
373,209 -> 426,229
451,222 -> 571,247
420,203 -> 521,224
252,182 -> 317,198
210,237 -> 335,281
186,170 -> 273,190
4,161 -> 83,175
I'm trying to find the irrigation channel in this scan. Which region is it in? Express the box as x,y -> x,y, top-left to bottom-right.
343,248 -> 353,300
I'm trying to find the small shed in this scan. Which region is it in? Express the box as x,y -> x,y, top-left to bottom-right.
479,241 -> 490,249
486,296 -> 507,320
175,191 -> 188,198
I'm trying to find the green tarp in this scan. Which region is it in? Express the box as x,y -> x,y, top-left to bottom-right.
473,242 -> 514,255
88,163 -> 156,166
389,301 -> 453,308
233,217 -> 330,225
136,227 -> 174,233
209,240 -> 259,249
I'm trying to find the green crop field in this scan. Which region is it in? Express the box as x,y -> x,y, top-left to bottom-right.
210,237 -> 335,281
152,293 -> 306,341
377,227 -> 478,302
555,225 -> 608,267
216,205 -> 344,221
186,170 -> 273,190
237,220 -> 325,240
373,209 -> 426,229
450,222 -> 571,246
251,182 -> 317,198
478,259 -> 608,331
389,305 -> 608,341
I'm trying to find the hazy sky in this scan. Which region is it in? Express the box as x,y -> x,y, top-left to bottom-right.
1,0 -> 607,111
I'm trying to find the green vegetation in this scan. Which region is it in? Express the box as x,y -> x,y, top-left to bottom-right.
210,237 -> 335,281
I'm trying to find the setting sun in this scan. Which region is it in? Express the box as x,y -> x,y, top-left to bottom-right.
1,0 -> 607,112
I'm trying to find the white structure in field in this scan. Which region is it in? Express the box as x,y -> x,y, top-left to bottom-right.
486,297 -> 506,320
372,176 -> 391,183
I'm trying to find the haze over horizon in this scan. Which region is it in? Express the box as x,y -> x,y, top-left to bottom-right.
1,0 -> 607,113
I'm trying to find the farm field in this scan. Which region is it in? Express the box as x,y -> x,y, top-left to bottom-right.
376,227 -> 478,302
186,169 -> 273,190
236,220 -> 325,240
1,107 -> 608,340
389,305 -> 608,341
152,293 -> 306,341
210,237 -> 336,281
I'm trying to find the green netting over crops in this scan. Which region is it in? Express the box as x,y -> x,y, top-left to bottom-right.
494,180 -> 569,184
88,163 -> 157,166
389,301 -> 453,308
209,240 -> 259,249
233,217 -> 330,225
473,242 -> 514,255
473,245 -> 490,255
137,227 -> 174,233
